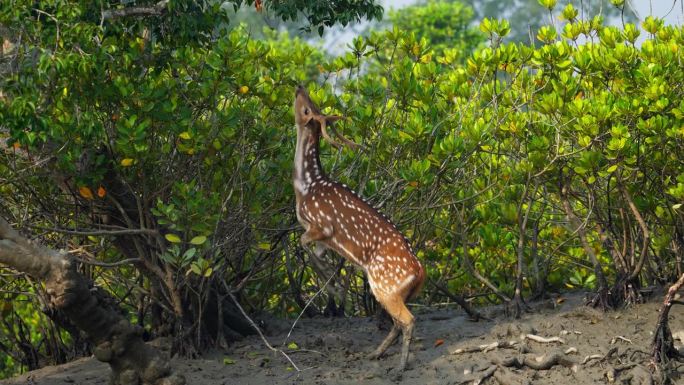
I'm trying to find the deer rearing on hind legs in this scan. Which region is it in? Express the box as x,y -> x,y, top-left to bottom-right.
293,85 -> 425,372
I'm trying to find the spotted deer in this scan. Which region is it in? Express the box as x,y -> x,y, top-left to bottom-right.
293,86 -> 425,372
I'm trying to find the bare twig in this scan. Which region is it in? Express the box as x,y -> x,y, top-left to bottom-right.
102,0 -> 169,20
72,257 -> 142,268
228,292 -> 306,372
430,279 -> 490,321
281,270 -> 336,347
29,224 -> 159,236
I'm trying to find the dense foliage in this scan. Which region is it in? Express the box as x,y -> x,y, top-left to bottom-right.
1,0 -> 683,379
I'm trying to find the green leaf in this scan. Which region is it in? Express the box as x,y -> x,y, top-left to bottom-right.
190,263 -> 202,275
165,233 -> 182,243
287,342 -> 299,350
606,165 -> 618,173
190,235 -> 207,245
223,357 -> 235,365
183,247 -> 197,260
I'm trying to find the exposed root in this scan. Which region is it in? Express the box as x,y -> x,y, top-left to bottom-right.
559,330 -> 582,336
582,354 -> 604,365
583,346 -> 618,366
492,351 -> 579,372
524,334 -> 565,344
611,278 -> 644,307
507,293 -> 531,319
492,365 -> 531,385
622,365 -> 654,385
605,363 -> 637,383
459,365 -> 497,385
651,273 -> 684,382
452,340 -> 519,355
586,286 -> 612,310
611,335 -> 633,344
564,347 -> 578,355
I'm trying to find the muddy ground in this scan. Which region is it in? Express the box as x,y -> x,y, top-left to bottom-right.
3,292 -> 684,385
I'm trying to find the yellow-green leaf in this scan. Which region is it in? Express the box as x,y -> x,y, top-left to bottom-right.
607,164 -> 618,173
179,132 -> 192,140
165,234 -> 181,243
223,357 -> 235,365
287,342 -> 298,350
190,235 -> 207,245
257,242 -> 270,250
121,158 -> 134,167
79,186 -> 94,200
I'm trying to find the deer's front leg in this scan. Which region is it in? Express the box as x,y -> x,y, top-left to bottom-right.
300,225 -> 333,247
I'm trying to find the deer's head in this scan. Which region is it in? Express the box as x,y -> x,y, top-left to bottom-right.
294,86 -> 361,149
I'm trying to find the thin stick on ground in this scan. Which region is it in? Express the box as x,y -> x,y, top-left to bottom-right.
281,270 -> 336,347
228,292 -> 307,372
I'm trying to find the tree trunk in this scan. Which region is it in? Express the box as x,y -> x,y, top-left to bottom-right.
0,217 -> 184,385
560,184 -> 610,309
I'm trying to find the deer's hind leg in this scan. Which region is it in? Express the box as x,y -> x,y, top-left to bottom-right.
370,288 -> 415,372
368,323 -> 400,360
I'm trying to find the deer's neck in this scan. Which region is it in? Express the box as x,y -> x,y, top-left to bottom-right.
294,129 -> 324,195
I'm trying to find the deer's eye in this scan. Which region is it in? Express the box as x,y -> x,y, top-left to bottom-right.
304,107 -> 310,115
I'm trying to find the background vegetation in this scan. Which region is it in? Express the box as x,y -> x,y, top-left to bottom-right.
0,0 -> 682,379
